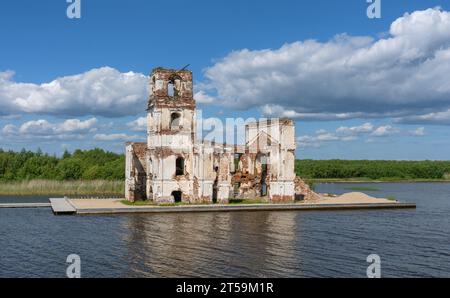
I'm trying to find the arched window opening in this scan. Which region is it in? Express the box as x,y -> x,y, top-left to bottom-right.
168,76 -> 181,98
168,81 -> 175,97
170,112 -> 181,130
176,157 -> 185,176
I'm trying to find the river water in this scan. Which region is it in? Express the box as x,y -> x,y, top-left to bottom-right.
0,183 -> 449,277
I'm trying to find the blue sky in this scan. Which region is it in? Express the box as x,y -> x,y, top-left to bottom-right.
1,0 -> 450,160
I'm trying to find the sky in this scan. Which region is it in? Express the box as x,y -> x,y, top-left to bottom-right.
1,0 -> 450,160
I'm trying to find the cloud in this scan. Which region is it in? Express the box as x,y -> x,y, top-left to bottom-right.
201,8 -> 450,123
2,124 -> 17,135
127,116 -> 147,132
297,126 -> 361,148
93,133 -> 144,141
194,91 -> 217,104
396,109 -> 450,125
0,67 -> 148,117
336,122 -> 374,136
410,127 -> 426,136
296,122 -> 423,148
54,118 -> 98,134
371,125 -> 399,137
2,118 -> 98,140
0,114 -> 21,120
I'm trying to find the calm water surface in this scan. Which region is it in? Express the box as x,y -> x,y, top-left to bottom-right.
0,183 -> 449,277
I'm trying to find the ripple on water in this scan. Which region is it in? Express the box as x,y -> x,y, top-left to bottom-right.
1,183 -> 450,277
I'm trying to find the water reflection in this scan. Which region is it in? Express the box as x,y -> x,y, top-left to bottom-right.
120,211 -> 298,277
2,183 -> 450,277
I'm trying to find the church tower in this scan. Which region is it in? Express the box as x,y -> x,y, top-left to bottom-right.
146,67 -> 197,203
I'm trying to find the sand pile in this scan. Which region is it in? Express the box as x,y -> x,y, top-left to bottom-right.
316,192 -> 395,204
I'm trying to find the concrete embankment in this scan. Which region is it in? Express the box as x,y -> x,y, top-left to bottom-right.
68,196 -> 416,215
73,202 -> 416,215
0,193 -> 417,215
0,203 -> 51,208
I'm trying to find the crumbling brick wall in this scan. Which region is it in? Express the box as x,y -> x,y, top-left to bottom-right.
294,177 -> 321,201
125,67 -> 310,205
125,142 -> 148,202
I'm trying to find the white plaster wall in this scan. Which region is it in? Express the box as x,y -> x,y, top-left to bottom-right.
246,121 -> 282,145
282,150 -> 296,180
281,125 -> 296,150
151,179 -> 194,203
198,180 -> 214,198
124,144 -> 133,200
194,146 -> 215,180
218,182 -> 232,201
269,181 -> 295,196
149,134 -> 193,149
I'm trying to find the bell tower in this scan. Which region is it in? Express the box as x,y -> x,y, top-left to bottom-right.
146,67 -> 197,203
147,67 -> 196,147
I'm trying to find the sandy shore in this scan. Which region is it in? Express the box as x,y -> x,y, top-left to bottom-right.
314,192 -> 396,204
70,199 -> 147,209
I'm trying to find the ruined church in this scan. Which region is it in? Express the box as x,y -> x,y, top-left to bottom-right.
125,67 -> 314,204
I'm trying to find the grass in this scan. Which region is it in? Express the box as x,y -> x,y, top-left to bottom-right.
120,198 -> 269,207
159,202 -> 192,206
0,180 -> 124,196
229,198 -> 268,204
345,186 -> 381,192
120,200 -> 194,207
121,200 -> 154,206
387,196 -> 397,201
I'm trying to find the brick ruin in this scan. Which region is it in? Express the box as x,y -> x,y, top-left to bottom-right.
125,67 -> 317,204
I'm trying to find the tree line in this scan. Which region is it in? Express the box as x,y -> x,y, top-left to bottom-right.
0,148 -> 124,181
1,148 -> 449,181
295,159 -> 450,180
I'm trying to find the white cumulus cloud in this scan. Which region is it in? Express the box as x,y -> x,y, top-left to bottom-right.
201,8 -> 450,124
93,133 -> 144,142
371,125 -> 400,137
336,123 -> 374,136
410,127 -> 426,136
396,109 -> 450,125
127,116 -> 147,132
0,67 -> 148,117
2,118 -> 98,139
296,122 -> 423,148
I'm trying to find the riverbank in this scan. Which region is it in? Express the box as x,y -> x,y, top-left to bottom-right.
0,180 -> 123,196
1,179 -> 449,196
309,178 -> 450,183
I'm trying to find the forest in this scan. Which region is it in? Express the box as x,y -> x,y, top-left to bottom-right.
1,148 -> 450,182
0,148 -> 124,181
295,159 -> 450,180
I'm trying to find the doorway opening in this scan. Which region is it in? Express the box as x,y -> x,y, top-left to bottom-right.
212,166 -> 219,203
258,154 -> 268,196
295,194 -> 305,202
172,191 -> 182,203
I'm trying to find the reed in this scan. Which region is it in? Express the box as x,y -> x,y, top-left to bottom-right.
0,180 -> 124,196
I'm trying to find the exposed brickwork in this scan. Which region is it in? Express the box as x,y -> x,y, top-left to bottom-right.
125,67 -> 308,204
271,195 -> 295,203
294,177 -> 321,201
